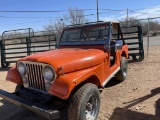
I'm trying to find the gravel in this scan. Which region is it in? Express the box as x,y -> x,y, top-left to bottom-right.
0,46 -> 160,120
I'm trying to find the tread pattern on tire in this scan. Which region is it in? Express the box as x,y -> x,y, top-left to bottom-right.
115,56 -> 128,81
68,83 -> 100,120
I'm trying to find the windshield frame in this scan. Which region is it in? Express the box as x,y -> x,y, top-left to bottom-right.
59,22 -> 111,46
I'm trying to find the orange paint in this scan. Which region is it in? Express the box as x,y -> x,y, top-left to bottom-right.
19,48 -> 106,75
48,64 -> 104,99
6,22 -> 129,100
6,44 -> 128,99
6,67 -> 23,85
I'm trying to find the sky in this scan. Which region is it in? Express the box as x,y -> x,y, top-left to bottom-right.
0,0 -> 160,33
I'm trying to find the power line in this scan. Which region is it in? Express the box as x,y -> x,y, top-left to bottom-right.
0,13 -> 96,26
0,20 -> 45,26
128,5 -> 160,15
0,16 -> 62,19
100,9 -> 125,12
0,0 -> 42,7
0,10 -> 68,12
1,7 -> 160,26
0,8 -> 126,13
130,5 -> 160,12
1,10 -> 160,20
0,7 -> 151,14
0,10 -> 130,20
128,10 -> 160,18
0,9 -> 95,13
0,14 -> 95,19
129,10 -> 148,15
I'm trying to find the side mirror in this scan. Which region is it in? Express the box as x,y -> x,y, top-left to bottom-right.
115,40 -> 123,51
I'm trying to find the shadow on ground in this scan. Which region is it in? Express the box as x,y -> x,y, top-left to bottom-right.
0,98 -> 68,120
104,77 -> 122,88
1,85 -> 160,120
0,99 -> 43,120
1,72 -> 159,120
110,87 -> 160,120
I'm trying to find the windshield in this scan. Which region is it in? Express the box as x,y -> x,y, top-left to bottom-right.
60,24 -> 109,42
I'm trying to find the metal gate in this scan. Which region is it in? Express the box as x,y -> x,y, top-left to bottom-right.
0,26 -> 144,68
121,26 -> 144,62
1,28 -> 56,68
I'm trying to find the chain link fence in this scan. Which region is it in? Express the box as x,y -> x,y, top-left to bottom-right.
123,17 -> 160,58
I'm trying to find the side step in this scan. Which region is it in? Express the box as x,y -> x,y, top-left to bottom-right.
102,67 -> 120,87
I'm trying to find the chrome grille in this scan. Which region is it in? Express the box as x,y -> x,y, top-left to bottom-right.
25,63 -> 46,92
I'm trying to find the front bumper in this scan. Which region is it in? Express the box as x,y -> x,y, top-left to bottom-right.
0,88 -> 65,120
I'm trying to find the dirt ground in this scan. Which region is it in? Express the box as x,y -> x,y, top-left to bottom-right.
0,46 -> 160,120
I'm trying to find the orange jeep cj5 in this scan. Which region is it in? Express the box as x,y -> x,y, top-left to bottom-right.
0,21 -> 128,120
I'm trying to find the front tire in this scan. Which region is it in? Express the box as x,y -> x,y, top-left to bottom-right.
68,83 -> 100,120
115,57 -> 128,81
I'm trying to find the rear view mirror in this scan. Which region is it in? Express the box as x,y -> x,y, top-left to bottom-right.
115,40 -> 123,51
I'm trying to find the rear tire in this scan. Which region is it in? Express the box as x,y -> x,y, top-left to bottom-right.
68,83 -> 100,120
115,57 -> 128,81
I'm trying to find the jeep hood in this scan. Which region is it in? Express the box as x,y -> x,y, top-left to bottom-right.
19,48 -> 106,74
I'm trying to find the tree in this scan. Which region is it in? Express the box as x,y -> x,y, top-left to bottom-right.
119,17 -> 142,34
44,6 -> 88,40
44,20 -> 66,40
120,17 -> 142,27
64,6 -> 88,25
119,17 -> 160,36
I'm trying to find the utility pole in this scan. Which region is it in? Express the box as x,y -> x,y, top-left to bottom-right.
96,0 -> 99,22
127,8 -> 128,20
147,18 -> 150,57
126,8 -> 128,26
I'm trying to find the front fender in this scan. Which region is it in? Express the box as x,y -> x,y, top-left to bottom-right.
6,67 -> 23,85
48,63 -> 104,99
6,64 -> 103,100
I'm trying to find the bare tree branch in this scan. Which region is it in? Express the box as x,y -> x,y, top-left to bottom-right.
64,6 -> 88,25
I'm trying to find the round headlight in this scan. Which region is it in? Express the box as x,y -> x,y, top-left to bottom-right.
43,66 -> 56,82
17,62 -> 26,75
